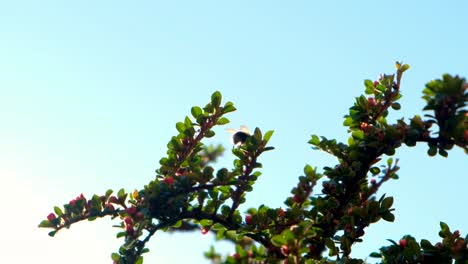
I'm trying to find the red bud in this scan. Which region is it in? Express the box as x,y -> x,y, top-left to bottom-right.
164,176 -> 175,185
281,245 -> 289,255
126,206 -> 137,216
201,227 -> 209,235
399,239 -> 407,248
47,213 -> 56,221
245,215 -> 253,225
278,208 -> 285,217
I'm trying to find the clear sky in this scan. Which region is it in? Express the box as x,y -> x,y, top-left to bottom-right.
1,1 -> 467,263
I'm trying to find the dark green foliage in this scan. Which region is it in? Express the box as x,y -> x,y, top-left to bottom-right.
40,64 -> 468,264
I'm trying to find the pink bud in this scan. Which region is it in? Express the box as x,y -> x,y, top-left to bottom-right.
164,176 -> 175,185
245,215 -> 253,225
126,206 -> 137,216
278,208 -> 285,217
399,239 -> 407,248
47,213 -> 56,221
108,196 -> 119,204
124,217 -> 133,226
281,245 -> 289,255
201,227 -> 209,235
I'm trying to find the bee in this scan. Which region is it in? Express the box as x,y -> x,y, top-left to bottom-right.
226,125 -> 251,147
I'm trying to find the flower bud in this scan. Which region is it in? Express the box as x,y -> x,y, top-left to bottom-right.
399,239 -> 407,248
245,215 -> 253,225
47,213 -> 56,222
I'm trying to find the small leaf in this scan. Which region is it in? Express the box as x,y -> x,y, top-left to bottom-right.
211,91 -> 222,107
309,135 -> 320,146
370,167 -> 380,175
364,79 -> 375,94
271,235 -> 286,247
263,146 -> 275,151
391,103 -> 401,110
217,117 -> 230,125
117,232 -> 127,238
438,149 -> 448,157
200,219 -> 213,227
39,220 -> 53,228
263,130 -> 274,142
381,197 -> 394,209
382,211 -> 395,222
204,103 -> 214,113
111,253 -> 120,261
387,158 -> 393,166
427,146 -> 437,156
176,122 -> 186,133
352,130 -> 365,140
304,165 -> 315,178
105,189 -> 113,198
204,130 -> 215,138
48,230 -> 57,237
420,239 -> 433,250
135,256 -> 144,264
223,102 -> 236,113
54,206 -> 63,216
401,64 -> 410,72
191,106 -> 203,118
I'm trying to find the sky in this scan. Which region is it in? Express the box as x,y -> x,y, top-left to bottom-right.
1,1 -> 467,263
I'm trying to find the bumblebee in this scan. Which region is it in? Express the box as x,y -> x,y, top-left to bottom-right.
226,125 -> 251,147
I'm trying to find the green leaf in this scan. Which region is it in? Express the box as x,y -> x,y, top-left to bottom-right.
111,253 -> 120,261
135,256 -> 144,264
176,122 -> 186,133
427,146 -> 437,156
309,135 -> 320,146
54,206 -> 63,216
105,189 -> 113,198
439,222 -> 451,237
391,102 -> 401,110
211,91 -> 222,107
369,252 -> 382,258
217,117 -> 230,125
48,230 -> 57,237
204,103 -> 214,113
39,220 -> 53,228
200,219 -> 213,227
382,211 -> 395,222
271,235 -> 286,247
352,130 -> 365,140
204,130 -> 215,138
263,146 -> 275,151
191,106 -> 203,118
387,158 -> 393,166
173,220 -> 183,228
253,127 -> 262,144
304,165 -> 315,178
420,239 -> 433,250
116,232 -> 126,238
364,79 -> 375,94
343,116 -> 353,126
401,63 -> 410,72
381,197 -> 394,209
223,102 -> 236,113
263,130 -> 274,142
117,188 -> 125,199
370,167 -> 380,175
438,149 -> 448,157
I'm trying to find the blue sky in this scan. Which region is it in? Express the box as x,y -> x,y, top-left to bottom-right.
1,1 -> 467,263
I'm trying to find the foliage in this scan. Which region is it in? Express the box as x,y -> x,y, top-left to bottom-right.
40,63 -> 468,263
